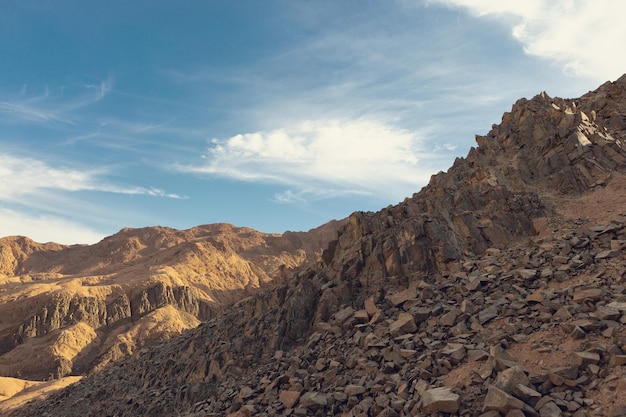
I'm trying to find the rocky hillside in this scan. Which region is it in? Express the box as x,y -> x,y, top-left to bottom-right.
0,221 -> 342,400
7,74 -> 626,417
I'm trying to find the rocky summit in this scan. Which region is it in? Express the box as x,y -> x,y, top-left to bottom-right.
5,75 -> 626,417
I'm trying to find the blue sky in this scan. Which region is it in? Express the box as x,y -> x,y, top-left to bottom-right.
1,0 -> 624,244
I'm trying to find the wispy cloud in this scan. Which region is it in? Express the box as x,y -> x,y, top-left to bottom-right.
0,75 -> 113,124
0,100 -> 70,123
430,0 -> 626,81
0,153 -> 184,201
179,118 -> 441,203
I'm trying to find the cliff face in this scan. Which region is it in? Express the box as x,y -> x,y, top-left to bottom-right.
7,75 -> 626,417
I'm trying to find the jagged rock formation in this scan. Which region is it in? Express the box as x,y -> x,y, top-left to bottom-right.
6,75 -> 626,416
0,221 -> 342,384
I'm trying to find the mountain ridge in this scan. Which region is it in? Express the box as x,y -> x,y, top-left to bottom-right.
0,220 -> 344,388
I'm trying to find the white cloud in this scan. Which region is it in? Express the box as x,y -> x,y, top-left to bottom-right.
430,0 -> 626,81
0,207 -> 104,244
0,153 -> 183,201
180,119 -> 443,203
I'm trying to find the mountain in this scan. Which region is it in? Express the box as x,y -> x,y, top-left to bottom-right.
7,74 -> 626,416
0,220 -> 343,410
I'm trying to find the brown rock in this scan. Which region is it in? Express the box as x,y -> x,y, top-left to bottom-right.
552,306 -> 573,321
574,351 -> 600,367
353,309 -> 370,324
483,385 -> 525,413
279,390 -> 301,408
491,345 -> 519,371
389,312 -> 417,336
299,391 -> 328,409
517,269 -> 538,280
364,297 -> 379,317
345,384 -> 367,396
596,249 -> 619,259
539,401 -> 563,417
468,349 -> 490,362
387,287 -> 418,306
421,387 -> 460,414
439,307 -> 461,327
495,366 -> 529,394
479,305 -> 499,325
594,305 -> 621,321
512,384 -> 542,406
334,306 -> 355,323
527,290 -> 546,304
609,355 -> 626,366
572,288 -> 602,303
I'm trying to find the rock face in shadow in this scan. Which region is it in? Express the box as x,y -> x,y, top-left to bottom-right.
7,75 -> 626,416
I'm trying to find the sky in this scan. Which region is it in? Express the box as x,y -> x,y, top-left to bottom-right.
1,0 -> 625,244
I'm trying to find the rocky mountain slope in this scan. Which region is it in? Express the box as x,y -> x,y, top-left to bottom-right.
7,74 -> 626,417
0,220 -> 342,408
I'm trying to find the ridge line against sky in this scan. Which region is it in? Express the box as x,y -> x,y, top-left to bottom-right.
0,0 -> 624,244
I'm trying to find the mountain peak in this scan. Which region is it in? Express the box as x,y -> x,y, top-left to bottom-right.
468,74 -> 626,195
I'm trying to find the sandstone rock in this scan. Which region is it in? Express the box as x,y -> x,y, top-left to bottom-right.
491,345 -> 520,371
389,312 -> 417,336
279,390 -> 301,408
596,249 -> 620,259
512,384 -> 542,406
594,305 -> 621,320
345,384 -> 367,396
539,400 -> 563,417
527,290 -> 547,304
572,288 -> 602,303
354,309 -> 370,324
574,351 -> 600,367
609,355 -> 626,366
483,385 -> 524,414
299,391 -> 327,408
479,305 -> 500,324
334,306 -> 355,323
552,306 -> 573,321
483,385 -> 525,413
364,297 -> 380,316
495,366 -> 530,394
421,387 -> 460,414
517,269 -> 538,280
388,287 -> 419,306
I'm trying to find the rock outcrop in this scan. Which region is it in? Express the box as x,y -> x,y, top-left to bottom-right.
6,75 -> 626,416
